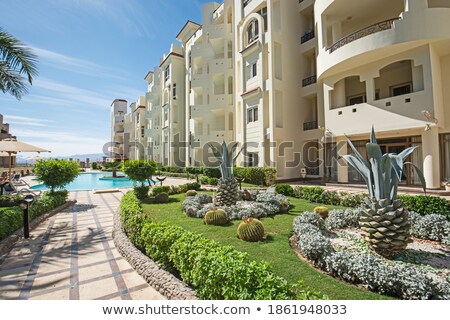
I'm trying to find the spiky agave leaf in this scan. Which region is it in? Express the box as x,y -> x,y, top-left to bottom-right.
405,162 -> 427,195
341,154 -> 374,197
366,143 -> 384,200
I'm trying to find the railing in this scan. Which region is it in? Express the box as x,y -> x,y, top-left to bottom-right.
327,18 -> 400,53
306,167 -> 320,176
302,75 -> 317,87
243,0 -> 252,8
301,29 -> 315,44
303,121 -> 318,131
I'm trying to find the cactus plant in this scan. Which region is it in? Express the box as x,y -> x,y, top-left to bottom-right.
314,206 -> 329,219
154,192 -> 170,204
237,218 -> 265,242
209,141 -> 243,206
204,208 -> 228,226
342,127 -> 426,257
186,190 -> 197,197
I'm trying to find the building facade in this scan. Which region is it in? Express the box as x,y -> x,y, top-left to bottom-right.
109,99 -> 127,162
110,0 -> 450,189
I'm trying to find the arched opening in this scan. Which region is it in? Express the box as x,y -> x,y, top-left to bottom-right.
374,60 -> 423,100
246,19 -> 259,45
330,76 -> 367,109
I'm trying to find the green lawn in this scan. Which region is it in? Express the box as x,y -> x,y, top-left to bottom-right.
142,194 -> 390,300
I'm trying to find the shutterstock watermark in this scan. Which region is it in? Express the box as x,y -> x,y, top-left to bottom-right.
102,135 -> 347,171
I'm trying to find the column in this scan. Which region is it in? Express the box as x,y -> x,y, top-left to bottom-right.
336,136 -> 349,183
421,126 -> 440,189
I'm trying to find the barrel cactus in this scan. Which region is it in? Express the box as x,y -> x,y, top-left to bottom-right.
342,127 -> 426,257
209,141 -> 243,206
204,208 -> 228,226
186,190 -> 197,197
314,206 -> 329,219
237,218 -> 265,242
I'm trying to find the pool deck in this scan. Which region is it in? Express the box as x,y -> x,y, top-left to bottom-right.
0,190 -> 166,300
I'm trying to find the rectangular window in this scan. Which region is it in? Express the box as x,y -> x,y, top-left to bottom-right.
247,106 -> 258,123
391,83 -> 412,97
172,84 -> 177,99
252,63 -> 257,77
164,65 -> 170,81
347,94 -> 366,106
141,126 -> 145,138
247,152 -> 258,167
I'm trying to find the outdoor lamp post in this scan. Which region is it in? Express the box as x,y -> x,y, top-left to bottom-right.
19,194 -> 35,239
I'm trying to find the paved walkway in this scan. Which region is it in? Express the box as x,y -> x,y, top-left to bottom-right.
0,190 -> 165,300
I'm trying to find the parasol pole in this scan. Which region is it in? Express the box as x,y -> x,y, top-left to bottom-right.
8,151 -> 12,181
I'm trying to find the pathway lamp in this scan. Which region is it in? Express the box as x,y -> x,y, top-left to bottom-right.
19,194 -> 35,239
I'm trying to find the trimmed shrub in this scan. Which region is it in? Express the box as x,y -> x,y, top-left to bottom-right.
203,167 -> 221,179
154,193 -> 170,204
275,184 -> 294,197
186,190 -> 197,197
234,167 -> 266,186
325,208 -> 362,229
152,186 -> 171,197
199,176 -> 209,185
0,207 -> 22,241
185,182 -> 201,191
0,195 -> 23,207
133,186 -> 149,200
34,159 -> 79,192
119,191 -> 151,249
0,191 -> 68,241
123,160 -> 157,186
207,177 -> 219,186
408,212 -> 450,242
398,195 -> 450,218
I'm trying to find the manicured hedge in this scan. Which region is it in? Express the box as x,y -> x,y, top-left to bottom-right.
0,195 -> 23,207
234,167 -> 277,186
294,186 -> 450,219
120,191 -> 295,300
0,191 -> 68,241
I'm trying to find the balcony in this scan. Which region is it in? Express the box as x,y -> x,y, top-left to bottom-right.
303,120 -> 318,131
327,18 -> 400,53
243,0 -> 252,8
210,58 -> 233,73
191,73 -> 209,88
212,3 -> 224,22
301,29 -> 315,44
302,75 -> 317,87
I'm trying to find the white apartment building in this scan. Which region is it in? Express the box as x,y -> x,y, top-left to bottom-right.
109,99 -> 127,162
0,114 -> 15,168
178,1 -> 235,167
110,0 -> 450,188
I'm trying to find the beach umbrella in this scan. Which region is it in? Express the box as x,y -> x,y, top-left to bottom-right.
0,138 -> 50,180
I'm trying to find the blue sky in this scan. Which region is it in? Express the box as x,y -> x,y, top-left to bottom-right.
0,0 -> 210,157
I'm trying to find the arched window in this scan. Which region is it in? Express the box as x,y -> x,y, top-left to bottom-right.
247,19 -> 259,44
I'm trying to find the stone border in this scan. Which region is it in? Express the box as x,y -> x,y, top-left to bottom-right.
112,208 -> 197,300
0,200 -> 77,257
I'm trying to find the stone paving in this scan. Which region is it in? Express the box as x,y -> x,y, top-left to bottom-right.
0,190 -> 165,300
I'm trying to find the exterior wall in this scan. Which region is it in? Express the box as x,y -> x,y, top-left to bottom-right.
144,68 -> 163,163
234,0 -> 320,180
0,114 -> 16,168
183,1 -> 235,167
316,0 -> 450,188
109,99 -> 127,161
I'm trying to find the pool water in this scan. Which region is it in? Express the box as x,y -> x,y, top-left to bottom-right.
30,172 -> 142,191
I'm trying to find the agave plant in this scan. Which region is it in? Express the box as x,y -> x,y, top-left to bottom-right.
342,127 -> 426,257
209,141 -> 243,206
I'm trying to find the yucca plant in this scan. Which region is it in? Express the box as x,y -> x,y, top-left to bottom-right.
209,141 -> 243,206
342,127 -> 426,257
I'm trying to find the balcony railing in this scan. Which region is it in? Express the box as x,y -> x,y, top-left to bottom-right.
327,18 -> 400,53
302,75 -> 317,87
301,29 -> 315,44
243,0 -> 252,8
303,120 -> 318,131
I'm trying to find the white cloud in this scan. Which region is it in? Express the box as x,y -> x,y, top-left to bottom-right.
31,46 -> 128,80
3,115 -> 55,127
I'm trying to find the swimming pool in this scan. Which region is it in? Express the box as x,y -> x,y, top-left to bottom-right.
30,172 -> 141,191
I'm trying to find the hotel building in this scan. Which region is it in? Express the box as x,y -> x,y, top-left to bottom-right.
110,0 -> 450,189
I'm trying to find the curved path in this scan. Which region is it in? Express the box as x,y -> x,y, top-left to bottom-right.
0,190 -> 165,300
